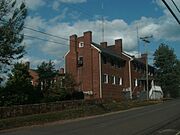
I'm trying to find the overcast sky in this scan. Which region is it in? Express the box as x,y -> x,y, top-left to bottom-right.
16,0 -> 180,69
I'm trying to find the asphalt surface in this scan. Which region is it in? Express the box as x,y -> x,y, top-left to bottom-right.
1,99 -> 180,135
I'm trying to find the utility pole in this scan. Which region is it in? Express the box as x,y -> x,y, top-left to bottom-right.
140,35 -> 153,100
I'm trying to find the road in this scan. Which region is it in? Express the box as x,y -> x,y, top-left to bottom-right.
1,99 -> 180,135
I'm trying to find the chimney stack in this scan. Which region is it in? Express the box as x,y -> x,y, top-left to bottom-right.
59,68 -> 64,74
70,34 -> 77,52
115,39 -> 122,53
100,42 -> 107,48
83,31 -> 92,47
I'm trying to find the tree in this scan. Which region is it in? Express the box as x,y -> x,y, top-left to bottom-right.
153,43 -> 179,98
37,61 -> 57,97
49,73 -> 83,102
0,0 -> 27,82
0,63 -> 36,106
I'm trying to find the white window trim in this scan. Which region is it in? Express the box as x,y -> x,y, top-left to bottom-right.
119,77 -> 122,85
79,42 -> 84,48
135,78 -> 138,87
104,74 -> 108,84
112,76 -> 116,85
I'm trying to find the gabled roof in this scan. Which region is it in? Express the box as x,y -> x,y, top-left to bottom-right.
91,42 -> 126,62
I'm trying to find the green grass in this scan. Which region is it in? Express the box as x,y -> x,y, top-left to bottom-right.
0,100 -> 161,130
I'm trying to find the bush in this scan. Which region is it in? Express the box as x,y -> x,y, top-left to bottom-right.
72,91 -> 84,100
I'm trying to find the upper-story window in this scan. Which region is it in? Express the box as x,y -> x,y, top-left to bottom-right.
111,60 -> 115,67
79,42 -> 84,48
78,56 -> 83,67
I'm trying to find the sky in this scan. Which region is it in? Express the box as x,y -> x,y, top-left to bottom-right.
15,0 -> 180,69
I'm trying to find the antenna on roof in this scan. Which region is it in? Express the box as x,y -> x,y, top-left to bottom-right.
101,2 -> 104,42
136,25 -> 140,57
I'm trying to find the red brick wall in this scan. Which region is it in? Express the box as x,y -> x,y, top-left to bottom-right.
65,31 -> 101,99
101,62 -> 125,99
29,69 -> 39,86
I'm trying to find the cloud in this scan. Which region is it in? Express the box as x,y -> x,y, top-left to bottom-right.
16,0 -> 46,10
49,8 -> 69,23
52,1 -> 61,11
51,0 -> 87,11
24,13 -> 180,58
57,0 -> 87,4
155,0 -> 180,22
20,56 -> 64,69
21,0 -> 180,69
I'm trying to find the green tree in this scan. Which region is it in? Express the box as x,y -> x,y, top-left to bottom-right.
153,43 -> 179,98
49,73 -> 83,101
37,61 -> 57,97
0,63 -> 36,106
0,0 -> 27,82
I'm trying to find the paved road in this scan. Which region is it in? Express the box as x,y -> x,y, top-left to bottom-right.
1,99 -> 180,135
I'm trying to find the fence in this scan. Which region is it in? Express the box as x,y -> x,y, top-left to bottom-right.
0,98 -> 122,119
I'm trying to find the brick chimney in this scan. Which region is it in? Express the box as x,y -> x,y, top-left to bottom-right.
25,61 -> 30,69
70,34 -> 77,52
83,31 -> 92,47
141,53 -> 147,64
100,42 -> 107,48
59,68 -> 64,74
115,39 -> 122,53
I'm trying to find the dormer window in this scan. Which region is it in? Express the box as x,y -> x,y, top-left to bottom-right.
79,42 -> 84,48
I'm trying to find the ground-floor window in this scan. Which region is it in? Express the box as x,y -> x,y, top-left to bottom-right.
103,74 -> 108,83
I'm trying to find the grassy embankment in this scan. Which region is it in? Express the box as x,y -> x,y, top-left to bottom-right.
0,100 -> 162,130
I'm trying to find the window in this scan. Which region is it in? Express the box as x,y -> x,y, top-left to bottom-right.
78,56 -> 83,67
111,60 -> 115,67
134,79 -> 138,87
79,42 -> 84,48
112,76 -> 116,85
117,62 -> 121,68
118,77 -> 123,85
103,74 -> 108,83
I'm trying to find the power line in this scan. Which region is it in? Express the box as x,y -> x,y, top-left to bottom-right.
0,19 -> 72,44
23,34 -> 68,46
162,0 -> 180,24
24,26 -> 70,41
171,0 -> 180,13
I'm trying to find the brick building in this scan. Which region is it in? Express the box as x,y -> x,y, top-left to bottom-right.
26,62 -> 65,87
65,31 -> 155,99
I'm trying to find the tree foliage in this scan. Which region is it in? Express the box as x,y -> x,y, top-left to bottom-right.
0,0 -> 27,79
153,43 -> 180,98
37,61 -> 57,97
48,73 -> 84,102
0,63 -> 39,106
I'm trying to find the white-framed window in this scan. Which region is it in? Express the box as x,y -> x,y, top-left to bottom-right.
103,74 -> 108,83
112,76 -> 116,85
134,78 -> 138,87
79,42 -> 84,48
118,77 -> 123,85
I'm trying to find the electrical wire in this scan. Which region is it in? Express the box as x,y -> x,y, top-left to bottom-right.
23,34 -> 68,46
24,26 -> 70,41
171,0 -> 180,13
